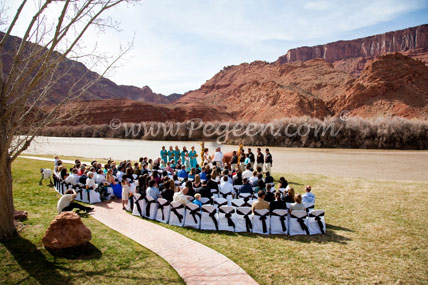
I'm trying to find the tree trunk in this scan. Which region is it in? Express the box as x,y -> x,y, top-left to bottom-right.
0,155 -> 16,240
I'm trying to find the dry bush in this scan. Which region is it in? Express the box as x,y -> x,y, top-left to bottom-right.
39,117 -> 428,149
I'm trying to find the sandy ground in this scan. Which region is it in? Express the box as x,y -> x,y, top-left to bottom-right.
23,136 -> 428,182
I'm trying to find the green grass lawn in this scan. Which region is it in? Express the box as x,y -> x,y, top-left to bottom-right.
0,158 -> 183,284
6,155 -> 428,284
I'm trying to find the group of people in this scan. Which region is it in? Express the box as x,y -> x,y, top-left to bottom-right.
55,146 -> 314,215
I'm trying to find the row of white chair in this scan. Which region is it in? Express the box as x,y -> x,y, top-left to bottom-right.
54,176 -> 113,204
128,195 -> 325,235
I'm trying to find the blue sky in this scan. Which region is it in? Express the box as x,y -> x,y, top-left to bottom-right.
3,0 -> 428,95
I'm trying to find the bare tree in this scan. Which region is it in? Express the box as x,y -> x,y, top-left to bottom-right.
0,0 -> 137,240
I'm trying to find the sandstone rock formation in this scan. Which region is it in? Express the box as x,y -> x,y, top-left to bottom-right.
42,212 -> 91,249
276,24 -> 428,76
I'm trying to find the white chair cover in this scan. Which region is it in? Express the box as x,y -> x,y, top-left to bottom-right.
307,210 -> 326,235
200,197 -> 211,205
86,188 -> 101,204
200,205 -> 218,231
234,207 -> 253,233
144,196 -> 158,219
252,209 -> 270,235
213,197 -> 228,209
232,198 -> 252,208
105,186 -> 114,200
169,201 -> 186,227
210,188 -> 219,199
304,202 -> 315,213
155,198 -> 171,224
217,206 -> 235,232
132,193 -> 145,217
219,188 -> 233,206
238,193 -> 252,204
289,210 -> 309,236
74,185 -> 85,202
270,209 -> 288,234
184,203 -> 201,229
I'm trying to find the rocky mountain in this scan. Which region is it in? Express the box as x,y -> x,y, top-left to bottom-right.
0,32 -> 180,105
177,53 -> 428,121
276,24 -> 428,76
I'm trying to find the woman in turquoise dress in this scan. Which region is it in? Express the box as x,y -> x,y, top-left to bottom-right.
184,153 -> 191,172
189,146 -> 198,168
160,146 -> 168,163
174,146 -> 181,164
167,146 -> 174,162
181,146 -> 188,164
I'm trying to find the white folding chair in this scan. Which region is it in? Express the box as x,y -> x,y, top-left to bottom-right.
234,207 -> 253,233
213,197 -> 228,209
132,193 -> 145,217
307,210 -> 326,235
219,188 -> 233,206
200,197 -> 211,205
252,209 -> 270,235
200,205 -> 218,231
169,201 -> 186,227
105,186 -> 114,200
184,203 -> 201,229
144,196 -> 158,219
270,209 -> 288,234
217,206 -> 235,232
289,210 -> 309,236
155,198 -> 171,223
286,202 -> 293,209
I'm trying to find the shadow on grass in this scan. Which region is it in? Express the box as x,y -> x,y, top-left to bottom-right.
46,242 -> 102,260
1,235 -> 71,284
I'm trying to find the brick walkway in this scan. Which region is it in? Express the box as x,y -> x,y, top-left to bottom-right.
21,156 -> 257,285
91,200 -> 258,285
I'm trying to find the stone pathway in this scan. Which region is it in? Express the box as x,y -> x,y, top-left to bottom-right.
20,155 -> 258,285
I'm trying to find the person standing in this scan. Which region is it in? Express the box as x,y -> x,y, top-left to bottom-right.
231,151 -> 238,171
181,146 -> 188,164
265,148 -> 273,173
189,146 -> 198,168
167,146 -> 174,162
239,150 -> 246,172
160,146 -> 168,163
248,148 -> 255,169
213,147 -> 224,169
174,146 -> 181,164
256,148 -> 264,171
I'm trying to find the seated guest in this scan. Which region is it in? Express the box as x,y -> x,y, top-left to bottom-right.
116,166 -> 125,182
254,174 -> 265,189
78,171 -> 88,185
220,170 -> 232,185
86,172 -> 98,189
270,192 -> 287,210
249,171 -> 258,185
251,190 -> 270,213
220,176 -> 233,195
302,185 -> 315,204
283,187 -> 295,203
206,174 -> 219,193
278,177 -> 288,189
133,162 -> 141,175
65,168 -> 79,185
146,179 -> 161,201
177,165 -> 188,179
238,178 -> 253,195
166,161 -> 174,173
264,184 -> 274,202
199,167 -> 207,180
95,169 -> 106,184
192,193 -> 203,209
233,171 -> 243,185
152,171 -> 161,184
161,181 -> 174,202
185,181 -> 195,197
136,175 -> 147,196
242,164 -> 252,180
264,172 -> 274,184
193,174 -> 202,189
289,194 -> 306,212
57,189 -> 93,213
188,168 -> 196,180
198,180 -> 212,199
173,186 -> 191,205
253,179 -> 265,193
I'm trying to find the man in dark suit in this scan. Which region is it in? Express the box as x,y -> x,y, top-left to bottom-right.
238,178 -> 253,195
